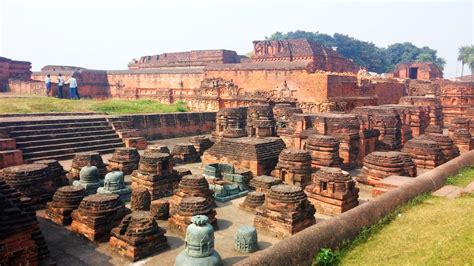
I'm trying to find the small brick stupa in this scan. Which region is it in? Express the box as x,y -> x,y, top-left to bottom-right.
71,194 -> 130,241
305,167 -> 359,216
189,135 -> 213,155
68,151 -> 107,180
239,191 -> 265,213
169,174 -> 215,214
402,138 -> 445,169
172,143 -> 201,164
130,187 -> 151,211
452,128 -> 474,153
107,147 -> 140,175
254,184 -> 316,239
46,185 -> 86,225
249,175 -> 281,192
144,144 -> 171,155
169,196 -> 217,236
304,134 -> 342,168
271,149 -> 313,188
420,134 -> 460,161
448,117 -> 470,138
34,159 -> 69,187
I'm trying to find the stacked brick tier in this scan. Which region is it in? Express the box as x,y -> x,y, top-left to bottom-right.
305,167 -> 359,216
249,175 -> 282,192
131,187 -> 151,211
0,180 -> 50,264
215,107 -> 248,139
271,149 -> 313,188
144,144 -> 171,155
448,117 -> 470,138
239,191 -> 265,213
273,104 -> 303,136
380,104 -> 428,138
110,211 -> 168,261
46,185 -> 86,225
169,196 -> 217,236
170,174 -> 215,214
304,134 -> 342,168
68,152 -> 107,180
356,151 -> 416,186
391,151 -> 418,177
399,96 -> 443,127
424,125 -> 443,134
246,105 -> 276,138
71,194 -> 130,242
254,184 -> 316,239
420,134 -> 460,161
107,147 -> 140,175
189,136 -> 213,155
172,143 -> 201,164
203,137 -> 285,176
34,158 -> 69,187
0,138 -> 23,169
0,163 -> 56,207
452,129 -> 474,153
131,153 -> 180,200
151,199 -> 170,220
402,138 -> 445,169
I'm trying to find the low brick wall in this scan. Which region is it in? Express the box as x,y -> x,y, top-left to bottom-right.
238,150 -> 474,266
123,112 -> 216,140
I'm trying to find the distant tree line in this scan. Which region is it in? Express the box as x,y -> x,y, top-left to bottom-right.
265,31 -> 446,73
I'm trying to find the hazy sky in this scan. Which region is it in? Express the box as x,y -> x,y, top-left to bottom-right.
1,0 -> 472,77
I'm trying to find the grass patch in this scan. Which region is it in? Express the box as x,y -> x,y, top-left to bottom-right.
0,97 -> 188,114
445,166 -> 474,187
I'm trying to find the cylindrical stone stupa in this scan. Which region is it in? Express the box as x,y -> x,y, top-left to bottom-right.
72,166 -> 103,195
97,171 -> 132,202
46,185 -> 86,225
175,215 -> 222,266
68,152 -> 107,180
107,147 -> 140,175
305,134 -> 342,168
234,225 -> 258,253
271,149 -> 313,188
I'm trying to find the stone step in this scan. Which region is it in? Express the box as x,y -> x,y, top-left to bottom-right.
10,125 -> 114,136
23,142 -> 124,161
432,185 -> 464,199
0,117 -> 107,127
16,133 -> 120,148
6,121 -> 110,131
18,136 -> 122,153
14,129 -> 117,142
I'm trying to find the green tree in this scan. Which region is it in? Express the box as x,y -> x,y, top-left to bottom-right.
458,45 -> 474,76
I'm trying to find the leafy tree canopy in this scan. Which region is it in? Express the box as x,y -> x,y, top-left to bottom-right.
265,31 -> 445,73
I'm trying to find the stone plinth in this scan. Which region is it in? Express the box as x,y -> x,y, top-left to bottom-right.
235,225 -> 258,253
254,184 -> 316,239
239,191 -> 265,213
271,149 -> 313,188
420,134 -> 460,161
34,159 -> 69,187
109,211 -> 168,262
172,143 -> 201,164
144,144 -> 171,155
71,194 -> 130,242
249,175 -> 281,192
452,128 -> 474,153
0,180 -> 50,264
72,166 -> 103,195
305,167 -> 359,216
372,175 -> 416,197
0,163 -> 55,207
124,137 -> 147,150
189,136 -> 213,155
131,187 -> 151,211
169,197 -> 217,236
170,174 -> 215,214
97,171 -> 132,202
107,147 -> 140,175
356,151 -> 416,186
151,199 -> 170,220
402,138 -> 445,169
305,134 -> 342,168
131,153 -> 180,199
246,105 -> 276,138
68,152 -> 107,180
46,185 -> 85,225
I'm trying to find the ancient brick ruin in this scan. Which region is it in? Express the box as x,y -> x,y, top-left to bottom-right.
46,185 -> 86,225
107,147 -> 140,175
169,174 -> 215,214
271,149 -> 313,188
169,196 -> 218,236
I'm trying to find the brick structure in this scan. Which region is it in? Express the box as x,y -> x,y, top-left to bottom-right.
0,138 -> 23,169
46,186 -> 86,225
0,163 -> 56,208
246,105 -> 276,138
381,104 -> 428,138
254,184 -> 316,239
356,151 -> 416,186
130,187 -> 151,211
202,137 -> 285,176
34,159 -> 69,188
448,117 -> 470,138
169,174 -> 215,214
372,175 -> 416,197
305,167 -> 359,216
109,211 -> 168,261
107,147 -> 140,175
248,175 -> 282,192
124,137 -> 147,150
399,96 -> 443,128
189,135 -> 213,155
144,144 -> 171,155
131,152 -> 180,199
172,143 -> 201,164
239,191 -> 265,213
215,107 -> 248,139
424,124 -> 443,134
168,196 -> 217,236
0,56 -> 31,92
452,129 -> 474,153
150,199 -> 170,220
273,104 -> 303,137
402,138 -> 445,169
71,194 -> 130,242
391,62 -> 443,81
420,134 -> 460,161
304,134 -> 342,168
439,81 -> 474,126
271,149 -> 313,188
68,152 -> 107,180
0,180 -> 50,264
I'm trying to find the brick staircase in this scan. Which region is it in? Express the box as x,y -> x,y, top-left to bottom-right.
1,116 -> 125,162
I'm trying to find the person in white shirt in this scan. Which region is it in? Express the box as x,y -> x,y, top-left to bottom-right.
66,74 -> 80,100
57,73 -> 64,99
45,74 -> 51,97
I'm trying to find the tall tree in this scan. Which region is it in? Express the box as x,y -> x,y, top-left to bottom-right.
458,45 -> 474,76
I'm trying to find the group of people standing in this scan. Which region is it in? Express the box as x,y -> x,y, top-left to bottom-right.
45,73 -> 80,99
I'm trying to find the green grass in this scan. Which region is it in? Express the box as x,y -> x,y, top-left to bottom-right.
0,97 -> 188,114
314,167 -> 474,265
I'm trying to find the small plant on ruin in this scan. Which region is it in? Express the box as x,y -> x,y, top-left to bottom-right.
315,248 -> 338,266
